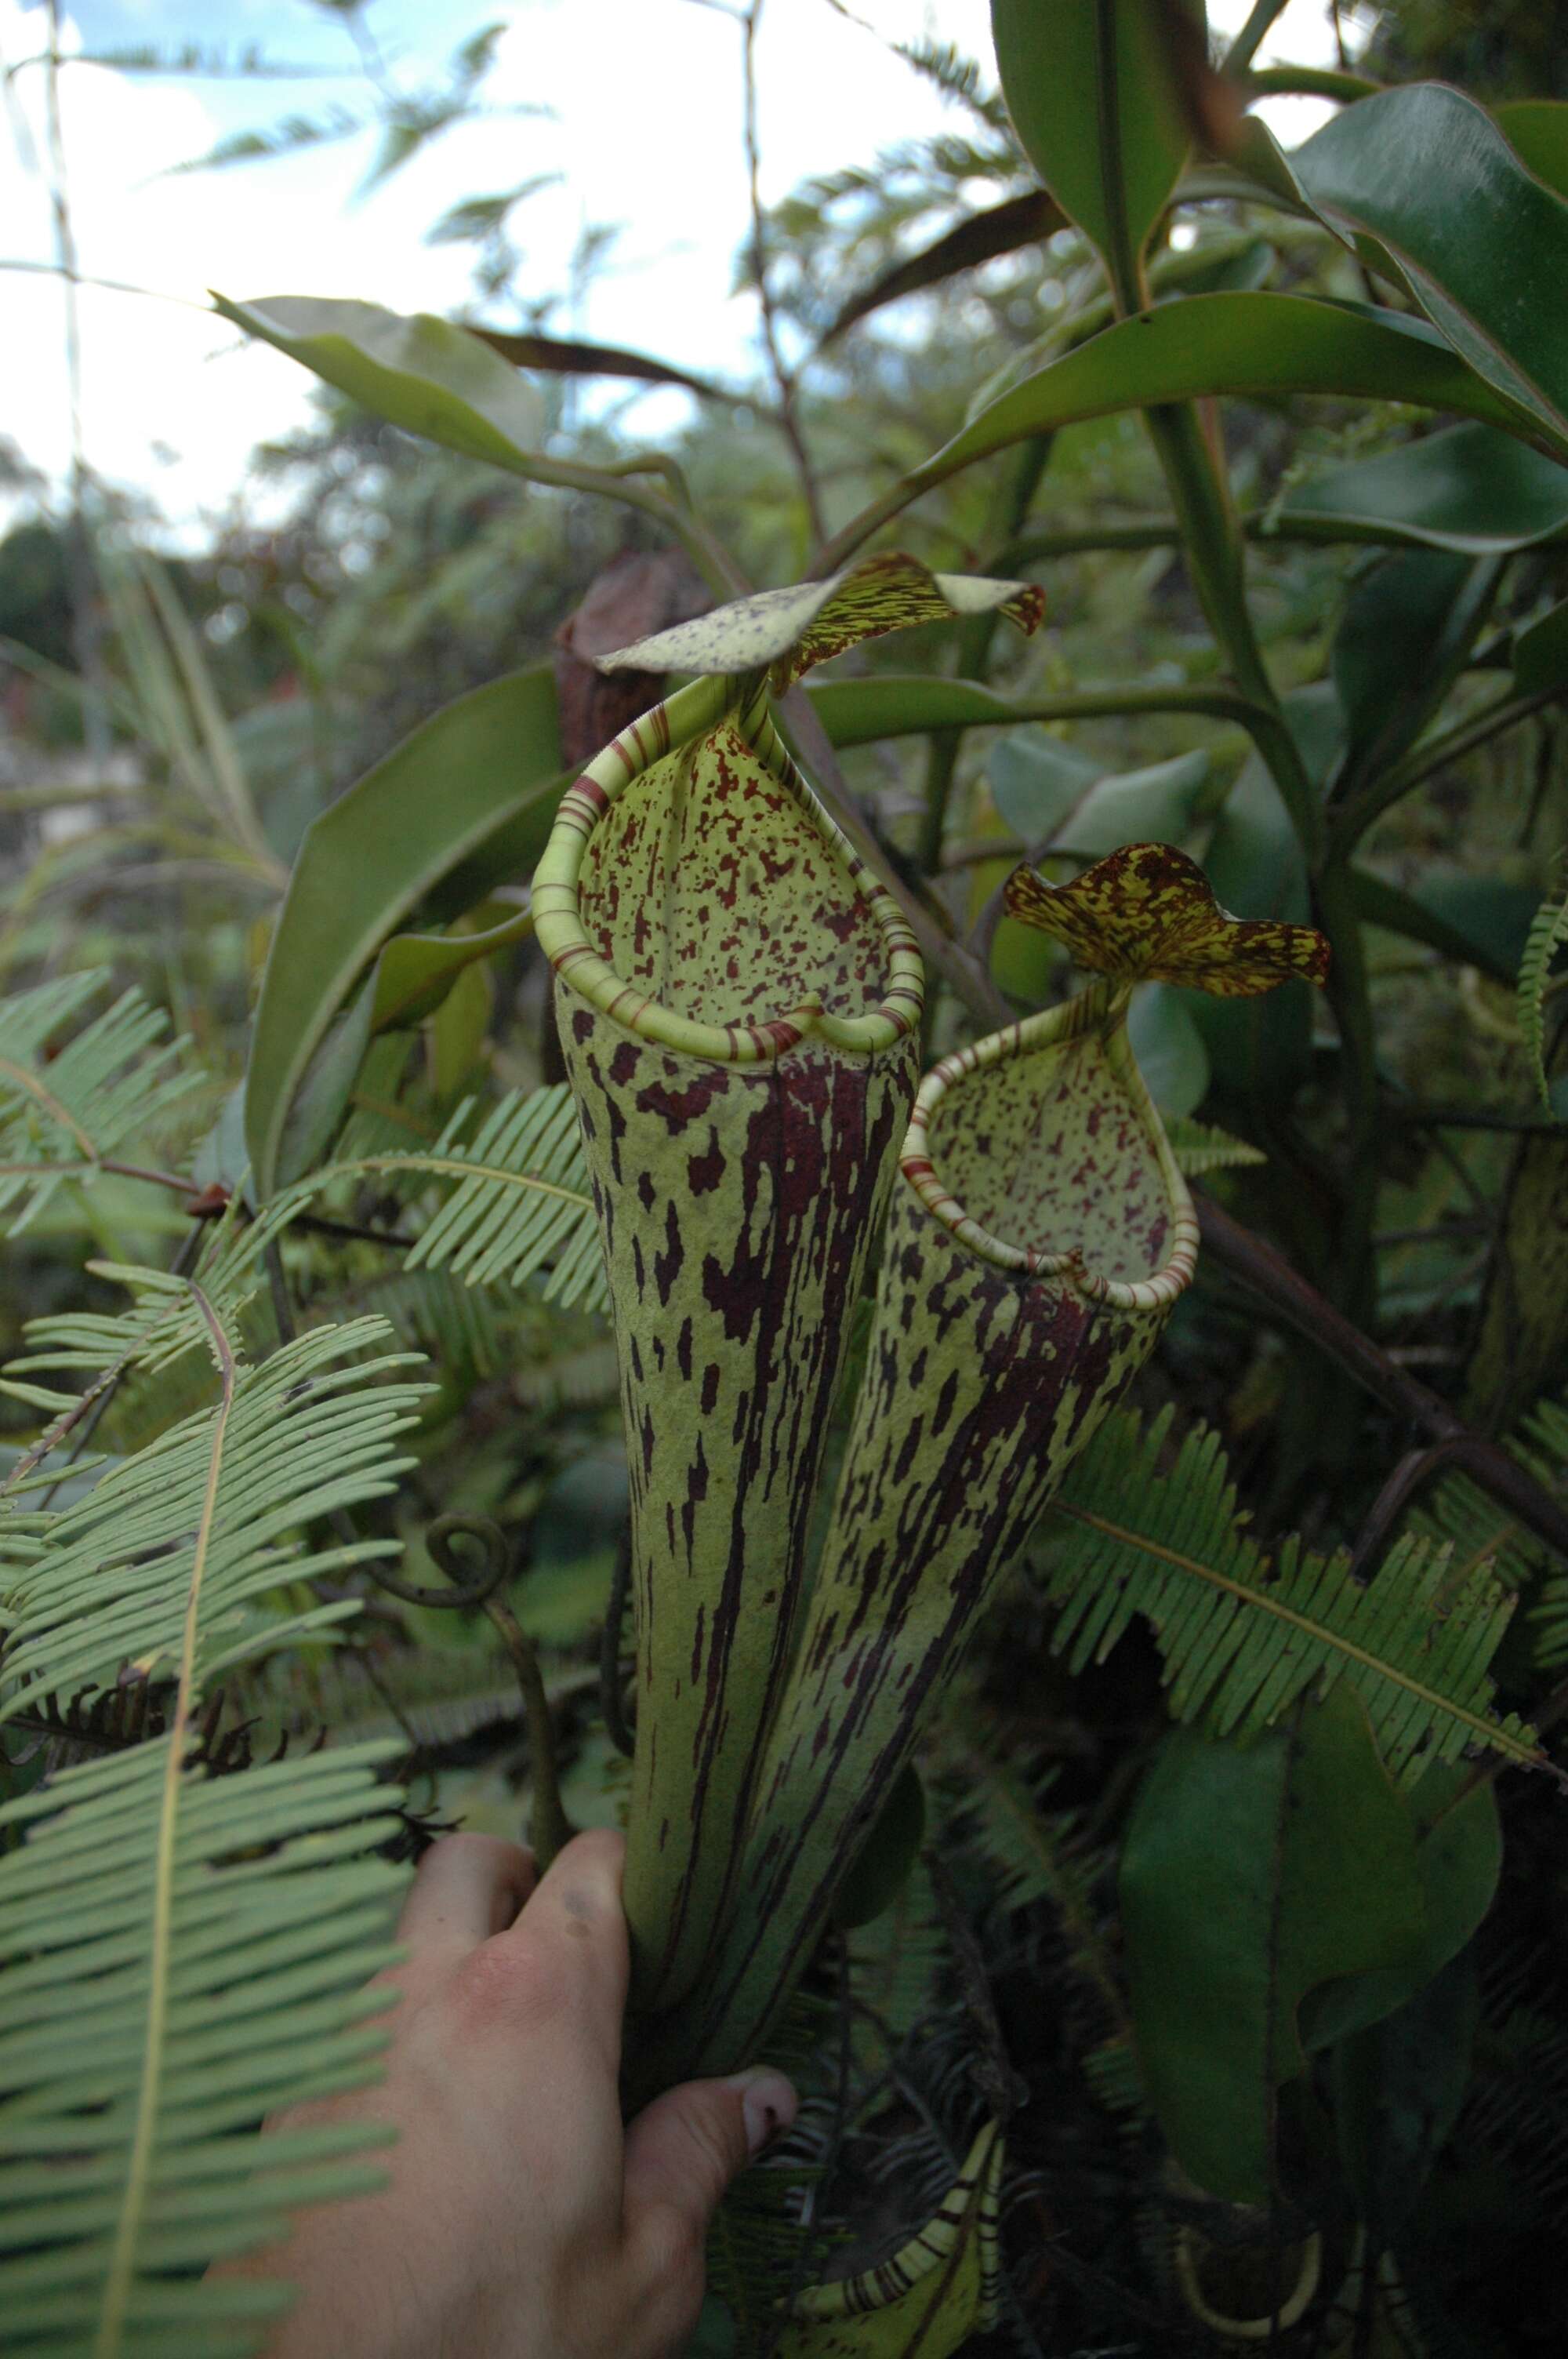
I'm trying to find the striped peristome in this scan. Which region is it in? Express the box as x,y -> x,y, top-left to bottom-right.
771,2119 -> 1006,2357
534,674 -> 924,2015
641,982 -> 1198,2085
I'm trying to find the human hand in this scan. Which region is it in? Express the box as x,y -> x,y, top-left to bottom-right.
220,1828 -> 797,2359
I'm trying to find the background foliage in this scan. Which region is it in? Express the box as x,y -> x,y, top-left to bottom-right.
5,2 -> 1568,2354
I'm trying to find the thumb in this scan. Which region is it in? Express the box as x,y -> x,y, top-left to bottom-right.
622,2066 -> 798,2237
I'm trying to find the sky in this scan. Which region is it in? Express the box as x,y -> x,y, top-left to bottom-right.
0,0 -> 1347,539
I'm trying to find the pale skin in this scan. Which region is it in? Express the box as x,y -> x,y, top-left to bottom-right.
217,1828 -> 797,2359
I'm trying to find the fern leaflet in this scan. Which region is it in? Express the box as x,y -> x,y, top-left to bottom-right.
1517,871 -> 1568,1110
0,971 -> 199,1235
0,1299 -> 426,2352
1036,1407 -> 1544,1787
295,1083 -> 608,1314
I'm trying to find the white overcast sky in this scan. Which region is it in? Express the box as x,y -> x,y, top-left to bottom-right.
0,0 -> 1343,537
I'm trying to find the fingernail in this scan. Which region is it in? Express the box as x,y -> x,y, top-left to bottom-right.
724,2066 -> 798,2157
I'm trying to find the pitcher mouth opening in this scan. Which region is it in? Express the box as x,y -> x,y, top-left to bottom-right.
899,984 -> 1200,1313
532,675 -> 924,1067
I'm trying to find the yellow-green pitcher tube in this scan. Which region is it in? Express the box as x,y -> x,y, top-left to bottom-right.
636,983 -> 1198,2088
534,677 -> 924,2014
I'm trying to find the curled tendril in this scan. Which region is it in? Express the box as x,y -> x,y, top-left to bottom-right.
368,1513 -> 573,1870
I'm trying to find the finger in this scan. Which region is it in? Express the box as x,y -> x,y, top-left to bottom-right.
494,1827 -> 630,2067
397,1833 -> 535,1954
622,2068 -> 798,2251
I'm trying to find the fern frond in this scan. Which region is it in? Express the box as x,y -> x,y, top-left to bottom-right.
1413,1392 -> 1568,1656
1,1312 -> 426,1719
1163,1115 -> 1267,1176
0,1298 -> 426,2349
1516,869 -> 1568,1110
0,1736 -> 407,2352
296,1085 -> 608,1315
0,972 -> 198,1235
1037,1408 -> 1544,1787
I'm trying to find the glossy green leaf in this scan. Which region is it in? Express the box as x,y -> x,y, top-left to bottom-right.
1280,423 -> 1568,554
1286,88 -> 1568,453
1331,1948 -> 1479,2243
245,667 -> 564,1200
989,735 -> 1210,858
1414,874 -> 1543,983
213,293 -> 549,471
1495,100 -> 1568,198
1120,1688 -> 1428,2205
1331,549 -> 1485,764
916,295 -> 1554,497
990,0 -> 1195,285
426,955 -> 492,1100
1515,594 -> 1568,694
369,899 -> 535,1034
1350,865 -> 1528,986
829,1763 -> 926,1932
1127,984 -> 1210,1118
1300,1765 -> 1501,2053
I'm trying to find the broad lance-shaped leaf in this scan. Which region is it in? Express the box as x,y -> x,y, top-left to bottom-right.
533,675 -> 924,2015
595,551 -> 1044,692
644,978 -> 1200,2088
771,2121 -> 1005,2359
991,0 -> 1194,291
1120,1688 -> 1430,2206
1004,841 -> 1330,994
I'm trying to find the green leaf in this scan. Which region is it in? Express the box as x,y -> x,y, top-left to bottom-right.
1349,865 -> 1526,987
1279,423 -> 1568,554
1163,1115 -> 1265,1176
914,295 -> 1558,495
1040,1403 -> 1542,1787
1495,100 -> 1568,198
1517,877 -> 1568,1110
0,972 -> 201,1236
212,293 -> 548,471
0,1294 -> 427,2344
1331,548 -> 1494,769
990,0 -> 1195,286
1331,1948 -> 1480,2243
244,667 -> 565,1201
988,734 -> 1210,857
1515,594 -> 1568,695
369,899 -> 535,1035
1120,1688 -> 1428,2205
1300,1765 -> 1501,2054
293,1085 -> 609,1316
1287,88 -> 1568,453
829,1763 -> 925,1932
1127,984 -> 1210,1118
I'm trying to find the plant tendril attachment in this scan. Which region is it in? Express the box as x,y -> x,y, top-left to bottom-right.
369,1514 -> 574,1869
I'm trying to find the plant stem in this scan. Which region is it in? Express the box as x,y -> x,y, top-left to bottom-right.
1328,684 -> 1568,859
1222,0 -> 1293,72
916,436 -> 1054,878
739,0 -> 826,551
1194,1193 -> 1568,1565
